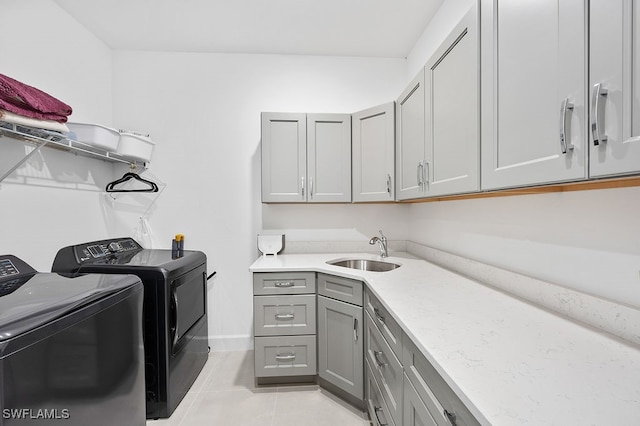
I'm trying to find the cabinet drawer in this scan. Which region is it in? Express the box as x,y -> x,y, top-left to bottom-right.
366,360 -> 396,426
254,335 -> 317,377
253,272 -> 316,295
365,288 -> 402,358
403,335 -> 479,426
403,373 -> 441,426
254,294 -> 316,336
365,311 -> 403,426
318,273 -> 363,306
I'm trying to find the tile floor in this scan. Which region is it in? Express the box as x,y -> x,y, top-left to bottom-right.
147,350 -> 371,426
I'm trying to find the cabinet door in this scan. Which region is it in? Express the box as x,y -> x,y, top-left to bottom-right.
589,0 -> 640,177
307,113 -> 352,202
352,102 -> 395,202
261,112 -> 307,202
481,0 -> 587,190
403,375 -> 440,426
317,295 -> 363,399
396,72 -> 426,200
425,6 -> 479,197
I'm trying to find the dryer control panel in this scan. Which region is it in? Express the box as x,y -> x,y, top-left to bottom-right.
74,238 -> 142,263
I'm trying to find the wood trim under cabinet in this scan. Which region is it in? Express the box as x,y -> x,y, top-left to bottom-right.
399,175 -> 640,203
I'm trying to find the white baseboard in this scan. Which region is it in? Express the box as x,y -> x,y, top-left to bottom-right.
208,335 -> 253,352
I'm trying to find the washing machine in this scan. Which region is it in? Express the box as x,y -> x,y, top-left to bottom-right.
51,237 -> 209,419
0,255 -> 145,426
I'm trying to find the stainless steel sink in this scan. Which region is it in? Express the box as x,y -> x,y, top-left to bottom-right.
327,258 -> 400,272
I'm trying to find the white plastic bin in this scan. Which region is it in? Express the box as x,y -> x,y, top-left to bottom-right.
117,131 -> 155,163
67,122 -> 120,151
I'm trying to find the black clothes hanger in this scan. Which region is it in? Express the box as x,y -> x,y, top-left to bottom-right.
106,171 -> 158,193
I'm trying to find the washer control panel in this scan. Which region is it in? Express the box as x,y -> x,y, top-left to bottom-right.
74,238 -> 142,263
0,258 -> 19,278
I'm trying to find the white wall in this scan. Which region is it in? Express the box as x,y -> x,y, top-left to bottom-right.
405,0 -> 640,308
111,51 -> 408,349
0,0 -> 119,271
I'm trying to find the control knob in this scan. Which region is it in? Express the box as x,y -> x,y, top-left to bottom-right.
108,242 -> 121,253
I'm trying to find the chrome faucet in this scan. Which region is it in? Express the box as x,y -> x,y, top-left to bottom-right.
369,230 -> 388,258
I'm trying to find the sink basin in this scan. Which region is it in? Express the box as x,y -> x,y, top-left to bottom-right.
327,258 -> 400,272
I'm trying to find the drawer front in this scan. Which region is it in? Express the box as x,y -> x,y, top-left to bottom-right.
365,288 -> 402,358
318,273 -> 363,306
365,311 -> 403,426
253,272 -> 316,295
254,335 -> 317,377
403,373 -> 440,426
366,360 -> 396,426
403,335 -> 479,426
254,294 -> 316,336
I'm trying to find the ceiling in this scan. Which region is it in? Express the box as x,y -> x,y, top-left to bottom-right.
53,0 -> 444,58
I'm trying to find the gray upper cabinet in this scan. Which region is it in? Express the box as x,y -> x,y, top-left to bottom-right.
396,5 -> 479,201
261,112 -> 351,203
480,0 -> 587,190
307,113 -> 352,202
261,112 -> 307,202
589,0 -> 640,178
395,72 -> 426,200
425,5 -> 479,197
352,102 -> 395,202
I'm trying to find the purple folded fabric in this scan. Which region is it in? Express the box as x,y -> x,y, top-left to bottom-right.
0,73 -> 72,123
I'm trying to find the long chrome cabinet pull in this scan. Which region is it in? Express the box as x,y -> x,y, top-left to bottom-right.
374,407 -> 389,426
423,161 -> 429,189
591,83 -> 608,146
310,177 -> 313,199
275,353 -> 296,361
417,161 -> 424,189
301,176 -> 305,198
353,318 -> 358,341
274,281 -> 294,287
274,313 -> 294,320
386,174 -> 391,196
560,99 -> 574,154
373,350 -> 388,367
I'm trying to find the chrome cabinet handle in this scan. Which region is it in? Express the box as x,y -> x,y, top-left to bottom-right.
591,83 -> 608,146
274,281 -> 295,288
374,407 -> 388,426
275,353 -> 296,361
444,409 -> 457,425
373,307 -> 385,323
274,313 -> 294,320
353,318 -> 358,341
310,177 -> 313,198
417,161 -> 424,189
373,350 -> 388,367
560,98 -> 574,154
386,174 -> 391,196
301,176 -> 305,198
423,161 -> 429,189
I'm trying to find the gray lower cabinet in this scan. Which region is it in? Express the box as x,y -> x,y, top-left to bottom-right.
366,360 -> 396,426
253,272 -> 317,381
403,375 -> 440,426
317,273 -> 364,400
403,335 -> 479,426
365,310 -> 403,426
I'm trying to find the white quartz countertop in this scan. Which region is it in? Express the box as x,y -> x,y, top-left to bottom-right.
250,252 -> 640,425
